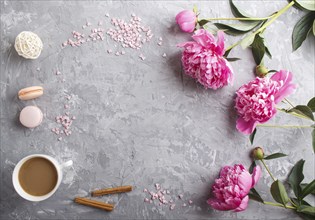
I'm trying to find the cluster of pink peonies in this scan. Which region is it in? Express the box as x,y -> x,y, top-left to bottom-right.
178,29 -> 234,90
175,9 -> 297,214
207,164 -> 261,212
235,70 -> 296,134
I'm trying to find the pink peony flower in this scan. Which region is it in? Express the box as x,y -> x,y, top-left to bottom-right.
175,10 -> 197,33
235,70 -> 296,134
207,164 -> 261,212
178,29 -> 234,89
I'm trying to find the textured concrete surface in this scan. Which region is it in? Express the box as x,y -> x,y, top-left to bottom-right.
0,1 -> 314,219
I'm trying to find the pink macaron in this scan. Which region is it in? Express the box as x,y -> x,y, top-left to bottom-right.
19,106 -> 43,128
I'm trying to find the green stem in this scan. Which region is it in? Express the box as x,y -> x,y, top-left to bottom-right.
276,108 -> 311,120
284,98 -> 295,108
264,201 -> 296,210
260,159 -> 276,182
251,1 -> 294,36
225,1 -> 294,51
203,15 -> 274,21
257,124 -> 312,129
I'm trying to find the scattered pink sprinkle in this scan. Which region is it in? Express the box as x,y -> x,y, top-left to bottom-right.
64,105 -> 69,109
58,137 -> 62,141
182,203 -> 187,207
157,42 -> 162,46
170,204 -> 176,210
143,189 -> 148,192
105,13 -> 109,17
158,37 -> 163,41
36,67 -> 40,71
98,21 -> 103,26
155,183 -> 160,190
144,198 -> 149,202
115,52 -> 120,56
72,116 -> 76,120
188,200 -> 193,205
86,22 -> 92,26
107,49 -> 112,54
82,25 -> 86,29
121,51 -> 125,55
139,54 -> 146,60
178,194 -> 183,199
162,53 -> 167,58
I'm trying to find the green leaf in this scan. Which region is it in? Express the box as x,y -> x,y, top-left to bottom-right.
294,0 -> 315,11
288,159 -> 305,198
301,183 -> 315,195
248,188 -> 264,203
312,129 -> 315,153
270,180 -> 290,206
298,205 -> 315,216
229,0 -> 252,18
289,105 -> 314,121
241,34 -> 256,49
307,97 -> 315,112
251,34 -> 265,65
264,153 -> 287,160
292,12 -> 315,51
265,46 -> 272,58
249,128 -> 257,145
198,19 -> 210,27
249,161 -> 256,173
226,57 -> 241,62
214,21 -> 262,36
300,180 -> 315,199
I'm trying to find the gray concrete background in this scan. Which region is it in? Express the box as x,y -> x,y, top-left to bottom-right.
0,0 -> 314,219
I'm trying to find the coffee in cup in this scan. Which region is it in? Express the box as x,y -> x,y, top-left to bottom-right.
13,154 -> 72,201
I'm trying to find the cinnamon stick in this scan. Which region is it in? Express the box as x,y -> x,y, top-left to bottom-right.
74,197 -> 114,211
92,185 -> 132,197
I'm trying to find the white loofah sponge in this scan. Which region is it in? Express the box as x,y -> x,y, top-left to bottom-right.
14,31 -> 43,59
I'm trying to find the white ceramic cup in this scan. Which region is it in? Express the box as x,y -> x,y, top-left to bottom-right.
12,154 -> 73,202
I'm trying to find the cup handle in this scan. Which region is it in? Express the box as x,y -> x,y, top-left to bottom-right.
60,160 -> 73,169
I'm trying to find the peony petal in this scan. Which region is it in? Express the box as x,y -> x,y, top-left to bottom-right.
236,117 -> 257,135
270,70 -> 291,82
207,198 -> 236,211
271,70 -> 296,104
251,165 -> 262,187
234,195 -> 249,212
215,31 -> 225,56
274,84 -> 296,104
192,29 -> 215,48
238,170 -> 252,196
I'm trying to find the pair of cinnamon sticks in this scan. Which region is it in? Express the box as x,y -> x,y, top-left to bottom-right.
74,185 -> 132,212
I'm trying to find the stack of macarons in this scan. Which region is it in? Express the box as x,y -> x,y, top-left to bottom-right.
18,86 -> 44,128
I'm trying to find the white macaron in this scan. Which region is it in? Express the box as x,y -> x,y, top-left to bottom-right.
19,106 -> 43,128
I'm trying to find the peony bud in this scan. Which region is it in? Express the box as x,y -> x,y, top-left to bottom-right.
175,10 -> 197,33
252,147 -> 264,160
255,65 -> 268,78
